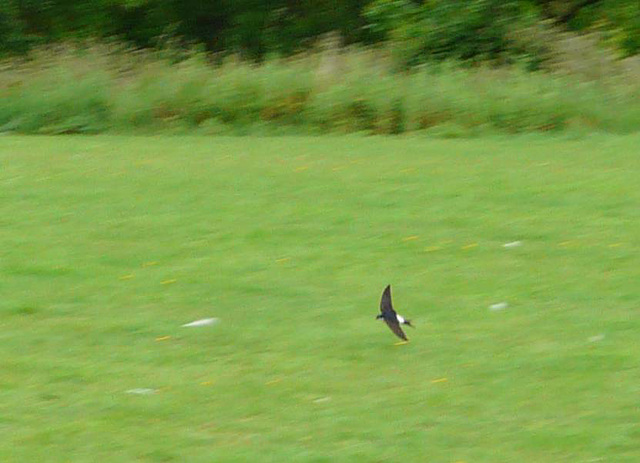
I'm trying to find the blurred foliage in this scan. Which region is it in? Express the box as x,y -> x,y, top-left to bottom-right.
365,0 -> 640,67
0,1 -> 638,62
0,0 -> 374,59
1,46 -> 639,135
365,0 -> 528,67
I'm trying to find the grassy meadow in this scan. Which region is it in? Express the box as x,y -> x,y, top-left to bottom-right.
1,134 -> 639,461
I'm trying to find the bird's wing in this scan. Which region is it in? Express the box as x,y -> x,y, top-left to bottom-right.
384,318 -> 408,341
380,285 -> 397,317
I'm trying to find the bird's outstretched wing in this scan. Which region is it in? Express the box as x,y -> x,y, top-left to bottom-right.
385,318 -> 408,341
380,284 -> 397,317
380,285 -> 408,340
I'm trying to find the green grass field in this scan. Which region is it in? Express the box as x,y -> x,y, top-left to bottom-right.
1,135 -> 639,462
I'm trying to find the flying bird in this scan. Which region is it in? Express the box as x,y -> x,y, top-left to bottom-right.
376,284 -> 414,343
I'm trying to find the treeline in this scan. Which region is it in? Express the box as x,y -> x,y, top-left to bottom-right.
1,0 -> 639,64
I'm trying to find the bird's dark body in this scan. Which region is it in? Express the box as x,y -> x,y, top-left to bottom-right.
377,284 -> 412,341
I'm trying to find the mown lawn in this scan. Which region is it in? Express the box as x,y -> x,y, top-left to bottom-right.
1,135 -> 639,462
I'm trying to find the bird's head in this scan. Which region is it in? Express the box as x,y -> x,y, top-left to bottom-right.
404,319 -> 415,328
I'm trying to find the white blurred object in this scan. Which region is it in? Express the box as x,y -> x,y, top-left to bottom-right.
588,334 -> 605,343
503,241 -> 522,248
182,318 -> 219,327
126,388 -> 157,395
489,302 -> 508,311
313,397 -> 331,403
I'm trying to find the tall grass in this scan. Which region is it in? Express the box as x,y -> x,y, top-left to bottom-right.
1,44 -> 639,135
